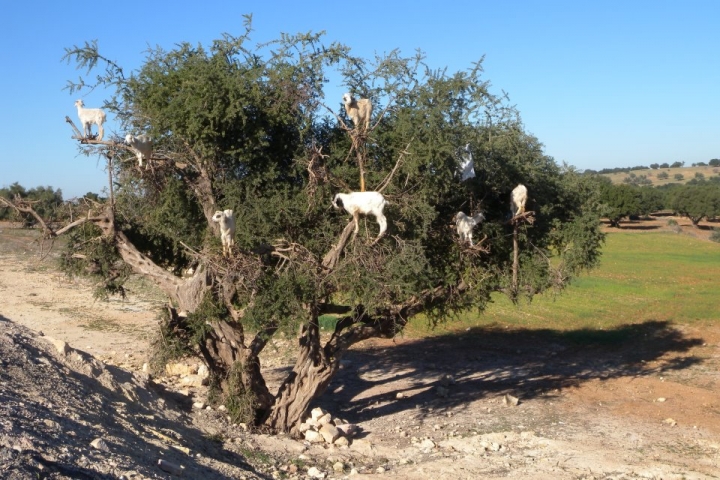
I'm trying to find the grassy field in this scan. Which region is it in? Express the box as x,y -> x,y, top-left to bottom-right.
602,165 -> 720,186
407,231 -> 720,336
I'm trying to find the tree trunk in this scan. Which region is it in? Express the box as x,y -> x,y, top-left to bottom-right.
263,316 -> 338,434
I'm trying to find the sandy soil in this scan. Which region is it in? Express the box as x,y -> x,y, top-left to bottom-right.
1,221 -> 719,479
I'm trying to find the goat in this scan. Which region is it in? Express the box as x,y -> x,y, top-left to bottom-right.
74,100 -> 106,140
511,184 -> 528,217
211,209 -> 236,257
332,191 -> 387,242
342,93 -> 372,131
124,134 -> 153,167
454,211 -> 485,245
457,143 -> 476,181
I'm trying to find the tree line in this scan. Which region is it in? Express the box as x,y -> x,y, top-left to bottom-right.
594,175 -> 720,227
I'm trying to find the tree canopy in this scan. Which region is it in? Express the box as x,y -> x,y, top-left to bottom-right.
57,18 -> 604,433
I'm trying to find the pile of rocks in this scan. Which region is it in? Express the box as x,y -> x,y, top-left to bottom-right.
298,408 -> 358,447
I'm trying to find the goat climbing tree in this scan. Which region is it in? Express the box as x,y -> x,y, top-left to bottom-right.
54,17 -> 604,434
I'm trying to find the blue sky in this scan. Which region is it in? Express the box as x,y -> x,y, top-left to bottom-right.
1,1 -> 718,199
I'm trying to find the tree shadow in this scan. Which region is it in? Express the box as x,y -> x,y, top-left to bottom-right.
0,314 -> 270,480
317,320 -> 704,424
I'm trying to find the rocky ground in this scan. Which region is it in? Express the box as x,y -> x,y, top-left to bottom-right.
1,221 -> 719,479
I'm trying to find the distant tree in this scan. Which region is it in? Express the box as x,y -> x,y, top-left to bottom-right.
670,161 -> 684,168
0,183 -> 63,225
674,173 -> 685,181
637,187 -> 665,216
669,183 -> 720,226
696,162 -> 708,167
598,181 -> 641,227
650,163 -> 659,169
709,159 -> 720,167
660,163 -> 670,169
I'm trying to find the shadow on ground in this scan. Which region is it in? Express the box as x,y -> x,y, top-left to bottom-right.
317,320 -> 704,423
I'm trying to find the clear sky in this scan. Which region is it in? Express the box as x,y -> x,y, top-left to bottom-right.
1,1 -> 718,199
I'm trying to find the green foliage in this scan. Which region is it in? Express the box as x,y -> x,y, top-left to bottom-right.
656,171 -> 669,180
59,221 -> 132,298
598,180 -> 640,226
0,182 -> 65,224
669,182 -> 720,225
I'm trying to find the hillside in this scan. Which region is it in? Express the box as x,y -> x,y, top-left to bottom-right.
601,165 -> 720,186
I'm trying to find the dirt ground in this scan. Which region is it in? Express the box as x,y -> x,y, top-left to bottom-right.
1,219 -> 719,479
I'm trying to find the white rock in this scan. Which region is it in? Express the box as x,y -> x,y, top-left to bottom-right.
319,424 -> 341,444
44,336 -> 71,356
307,466 -> 325,478
318,413 -> 333,425
334,436 -> 350,447
90,438 -> 110,452
181,374 -> 208,387
192,402 -> 206,410
310,407 -> 326,421
333,461 -> 345,472
503,394 -> 519,406
418,438 -> 435,450
305,430 -> 324,443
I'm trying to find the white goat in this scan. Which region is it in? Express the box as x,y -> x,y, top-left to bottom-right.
74,100 -> 106,140
332,191 -> 388,241
211,209 -> 236,257
511,184 -> 528,217
124,134 -> 153,167
342,93 -> 372,131
457,143 -> 476,181
454,211 -> 485,245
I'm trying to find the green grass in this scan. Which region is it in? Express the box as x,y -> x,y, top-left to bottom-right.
408,232 -> 720,336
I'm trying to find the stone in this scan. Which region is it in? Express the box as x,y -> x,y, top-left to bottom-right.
335,423 -> 358,437
318,413 -> 334,425
192,402 -> 206,410
181,374 -> 208,387
90,438 -> 110,452
310,407 -> 326,421
334,436 -> 350,447
305,430 -> 324,443
44,336 -> 71,356
418,438 -> 435,450
307,466 -> 325,478
157,459 -> 184,476
319,424 -> 341,444
166,363 -> 198,377
333,461 -> 345,472
503,394 -> 519,406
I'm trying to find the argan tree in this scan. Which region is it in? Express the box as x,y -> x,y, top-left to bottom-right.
54,18 -> 603,433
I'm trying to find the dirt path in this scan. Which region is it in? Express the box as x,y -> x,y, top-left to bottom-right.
1,226 -> 719,479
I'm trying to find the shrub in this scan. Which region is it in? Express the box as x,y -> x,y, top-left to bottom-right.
710,229 -> 720,243
667,219 -> 678,226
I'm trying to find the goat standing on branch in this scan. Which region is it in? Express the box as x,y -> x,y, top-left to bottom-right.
332,191 -> 387,243
124,134 -> 153,167
511,184 -> 528,217
211,209 -> 236,257
342,93 -> 372,132
74,100 -> 106,140
454,211 -> 485,245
